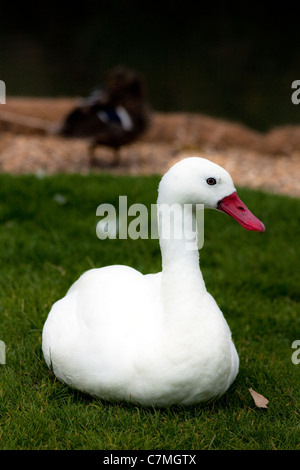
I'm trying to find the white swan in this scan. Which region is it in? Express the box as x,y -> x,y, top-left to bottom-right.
42,157 -> 265,406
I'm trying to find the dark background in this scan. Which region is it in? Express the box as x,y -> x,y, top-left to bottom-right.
1,1 -> 299,131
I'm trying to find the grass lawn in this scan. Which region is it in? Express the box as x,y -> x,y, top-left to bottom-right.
0,172 -> 299,450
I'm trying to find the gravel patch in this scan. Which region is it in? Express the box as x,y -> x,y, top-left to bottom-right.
0,97 -> 299,197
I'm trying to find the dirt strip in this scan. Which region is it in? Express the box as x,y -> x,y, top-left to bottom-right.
0,98 -> 299,197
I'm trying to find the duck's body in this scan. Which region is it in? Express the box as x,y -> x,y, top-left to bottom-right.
42,157 -> 264,406
56,66 -> 150,166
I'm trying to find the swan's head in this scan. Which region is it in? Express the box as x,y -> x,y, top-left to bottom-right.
158,157 -> 265,232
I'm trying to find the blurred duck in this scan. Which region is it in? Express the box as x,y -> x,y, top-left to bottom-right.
56,66 -> 151,166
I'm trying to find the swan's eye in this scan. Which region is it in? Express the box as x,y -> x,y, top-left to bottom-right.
206,177 -> 217,185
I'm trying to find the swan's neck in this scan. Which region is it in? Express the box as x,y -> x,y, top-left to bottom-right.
158,201 -> 203,271
158,201 -> 207,329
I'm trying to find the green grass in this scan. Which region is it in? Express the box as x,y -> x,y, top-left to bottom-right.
0,172 -> 299,450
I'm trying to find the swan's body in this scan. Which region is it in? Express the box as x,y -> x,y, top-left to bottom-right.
42,157 -> 265,406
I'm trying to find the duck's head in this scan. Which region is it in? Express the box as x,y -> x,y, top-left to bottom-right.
158,157 -> 265,232
104,65 -> 147,102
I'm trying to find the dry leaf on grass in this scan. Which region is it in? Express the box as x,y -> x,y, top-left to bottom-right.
249,388 -> 269,408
